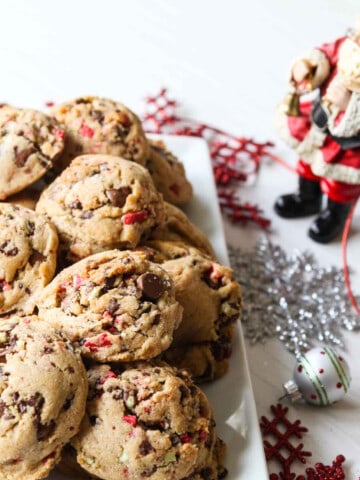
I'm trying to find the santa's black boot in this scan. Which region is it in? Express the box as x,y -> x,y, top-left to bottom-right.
274,177 -> 322,218
308,198 -> 352,244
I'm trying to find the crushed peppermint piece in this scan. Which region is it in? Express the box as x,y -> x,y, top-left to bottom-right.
84,333 -> 111,352
180,433 -> 191,443
100,370 -> 117,384
79,123 -> 95,138
0,280 -> 12,292
54,128 -> 65,141
122,415 -> 137,427
72,274 -> 83,289
122,210 -> 148,225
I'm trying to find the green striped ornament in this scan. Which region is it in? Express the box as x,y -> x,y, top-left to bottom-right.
293,347 -> 351,406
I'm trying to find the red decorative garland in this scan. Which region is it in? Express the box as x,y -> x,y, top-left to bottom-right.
260,404 -> 346,480
142,88 -> 273,230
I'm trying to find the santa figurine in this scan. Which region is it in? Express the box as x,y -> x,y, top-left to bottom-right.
274,20 -> 360,243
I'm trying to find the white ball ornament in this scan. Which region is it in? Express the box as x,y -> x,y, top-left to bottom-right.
283,347 -> 351,406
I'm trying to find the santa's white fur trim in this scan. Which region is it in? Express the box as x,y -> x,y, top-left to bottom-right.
311,151 -> 360,184
327,91 -> 360,138
274,108 -> 300,149
297,123 -> 327,156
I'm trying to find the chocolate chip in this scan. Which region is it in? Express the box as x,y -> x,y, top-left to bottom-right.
89,415 -> 98,426
91,110 -> 105,123
29,250 -> 46,266
28,392 -> 44,409
14,147 -> 35,167
0,400 -> 6,418
26,221 -> 35,235
139,439 -> 154,456
37,420 -> 56,441
107,298 -> 119,315
63,394 -> 74,411
200,467 -> 213,479
80,211 -> 93,219
43,346 -> 54,354
105,187 -> 131,207
18,401 -> 28,414
141,466 -> 157,477
70,200 -> 82,209
170,433 -> 181,446
179,385 -> 188,401
137,273 -> 165,300
75,98 -> 90,104
0,241 -> 18,256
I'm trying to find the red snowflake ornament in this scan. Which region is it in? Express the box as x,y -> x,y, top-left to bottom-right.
142,88 -> 273,230
260,404 -> 346,480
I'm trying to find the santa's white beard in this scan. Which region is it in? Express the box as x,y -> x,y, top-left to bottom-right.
338,38 -> 360,93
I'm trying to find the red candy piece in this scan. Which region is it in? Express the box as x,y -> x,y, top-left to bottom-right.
72,274 -> 83,290
198,430 -> 208,442
79,123 -> 95,138
84,333 -> 112,352
169,183 -> 180,195
0,280 -> 12,292
180,433 -> 191,444
122,415 -> 137,427
100,370 -> 117,384
54,128 -> 65,141
122,210 -> 148,225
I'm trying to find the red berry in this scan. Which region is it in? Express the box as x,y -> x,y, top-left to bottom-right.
336,382 -> 342,389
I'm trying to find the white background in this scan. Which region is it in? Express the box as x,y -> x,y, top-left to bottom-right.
1,0 -> 360,478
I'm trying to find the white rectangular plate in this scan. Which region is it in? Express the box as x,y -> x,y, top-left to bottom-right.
49,134 -> 268,480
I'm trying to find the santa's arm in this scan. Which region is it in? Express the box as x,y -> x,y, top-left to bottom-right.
289,37 -> 346,90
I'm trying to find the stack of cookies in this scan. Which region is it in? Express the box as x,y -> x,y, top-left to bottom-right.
0,97 -> 242,480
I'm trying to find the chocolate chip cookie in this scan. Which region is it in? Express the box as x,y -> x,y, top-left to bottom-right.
49,96 -> 149,170
0,203 -> 58,316
148,202 -> 216,259
138,241 -> 241,381
0,315 -> 87,480
36,155 -> 165,263
146,139 -> 193,205
163,325 -> 236,383
0,107 -> 65,199
37,249 -> 183,363
71,362 -> 226,480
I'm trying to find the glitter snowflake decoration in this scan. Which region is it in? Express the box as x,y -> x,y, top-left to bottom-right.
229,236 -> 360,356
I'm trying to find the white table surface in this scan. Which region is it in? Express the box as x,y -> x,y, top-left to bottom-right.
1,1 -> 360,477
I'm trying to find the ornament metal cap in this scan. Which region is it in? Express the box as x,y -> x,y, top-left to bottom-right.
282,379 -> 303,403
